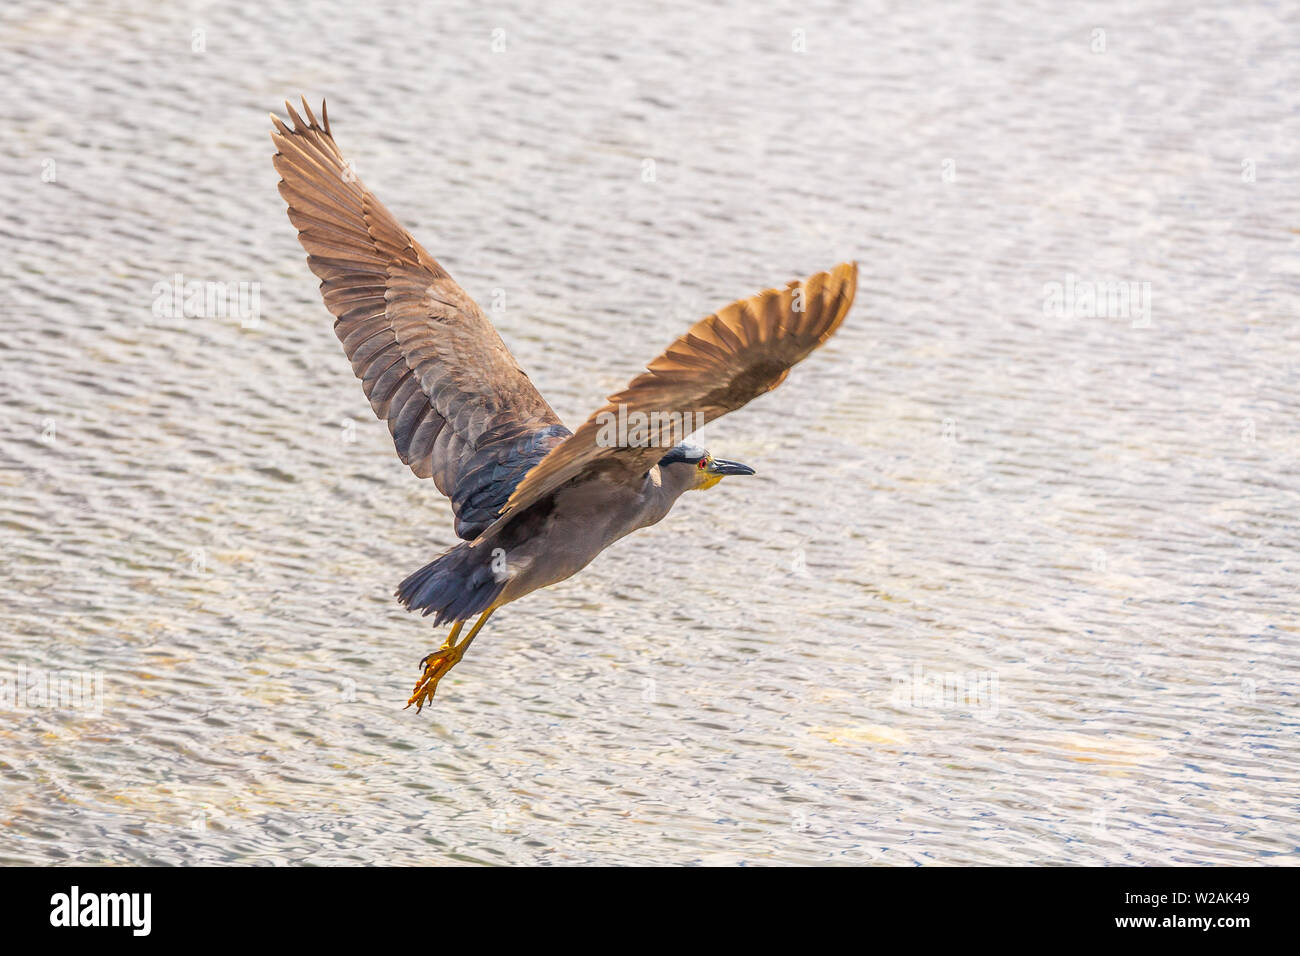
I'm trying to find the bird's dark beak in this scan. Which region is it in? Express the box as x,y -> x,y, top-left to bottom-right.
706,458 -> 756,476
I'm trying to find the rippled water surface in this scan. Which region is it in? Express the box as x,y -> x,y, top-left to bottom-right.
2,0 -> 1298,865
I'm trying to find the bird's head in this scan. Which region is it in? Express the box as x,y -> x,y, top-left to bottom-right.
657,442 -> 755,491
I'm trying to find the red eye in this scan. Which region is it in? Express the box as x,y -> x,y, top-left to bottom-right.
698,458 -> 708,469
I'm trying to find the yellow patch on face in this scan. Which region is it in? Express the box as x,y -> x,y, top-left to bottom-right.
695,455 -> 722,490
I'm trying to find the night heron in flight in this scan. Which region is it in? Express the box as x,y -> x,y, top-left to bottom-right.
271,99 -> 858,712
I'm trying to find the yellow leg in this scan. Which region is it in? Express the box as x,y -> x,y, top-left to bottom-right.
424,619 -> 464,666
405,609 -> 495,713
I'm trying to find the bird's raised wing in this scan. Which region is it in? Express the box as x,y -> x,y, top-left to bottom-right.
271,99 -> 569,539
475,262 -> 858,543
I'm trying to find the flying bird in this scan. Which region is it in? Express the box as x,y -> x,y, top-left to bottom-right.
271,98 -> 857,711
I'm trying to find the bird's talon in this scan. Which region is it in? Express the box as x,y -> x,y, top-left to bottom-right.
406,646 -> 464,713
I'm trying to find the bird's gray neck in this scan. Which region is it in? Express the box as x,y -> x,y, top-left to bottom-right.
632,463 -> 694,531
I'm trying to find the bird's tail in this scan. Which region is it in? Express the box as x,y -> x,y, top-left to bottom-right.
395,542 -> 506,626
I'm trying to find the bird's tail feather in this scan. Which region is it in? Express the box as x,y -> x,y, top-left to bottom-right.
395,543 -> 506,626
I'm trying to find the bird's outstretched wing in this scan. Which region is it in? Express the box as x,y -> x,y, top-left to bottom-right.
271,99 -> 569,539
476,262 -> 858,543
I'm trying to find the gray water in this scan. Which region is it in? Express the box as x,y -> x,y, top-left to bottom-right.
1,0 -> 1297,865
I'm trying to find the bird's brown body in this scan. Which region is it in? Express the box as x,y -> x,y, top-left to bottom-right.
271,98 -> 857,710
492,460 -> 696,604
